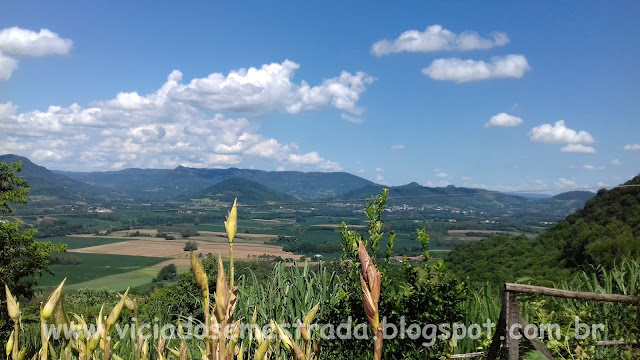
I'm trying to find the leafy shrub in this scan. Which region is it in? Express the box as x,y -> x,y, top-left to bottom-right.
183,240 -> 198,251
153,263 -> 178,282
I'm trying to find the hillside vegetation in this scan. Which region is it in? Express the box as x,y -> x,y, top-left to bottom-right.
190,177 -> 300,204
446,174 -> 640,283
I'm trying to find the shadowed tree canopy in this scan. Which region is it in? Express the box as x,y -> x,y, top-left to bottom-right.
0,160 -> 67,331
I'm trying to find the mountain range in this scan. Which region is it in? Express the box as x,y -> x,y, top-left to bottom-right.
1,154 -> 596,216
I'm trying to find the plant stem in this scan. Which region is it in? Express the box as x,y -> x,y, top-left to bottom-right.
229,244 -> 234,288
12,322 -> 18,360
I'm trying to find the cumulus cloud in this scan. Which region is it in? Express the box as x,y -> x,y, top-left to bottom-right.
390,144 -> 405,151
624,144 -> 640,151
583,164 -> 605,170
169,60 -> 374,118
556,178 -> 577,187
561,144 -> 596,153
0,27 -> 72,80
425,180 -> 450,187
485,112 -> 523,128
0,60 -> 356,172
611,159 -> 622,166
435,171 -> 448,178
371,25 -> 509,56
373,168 -> 387,184
341,113 -> 364,124
288,152 -> 341,171
422,55 -> 530,82
529,121 -> 595,153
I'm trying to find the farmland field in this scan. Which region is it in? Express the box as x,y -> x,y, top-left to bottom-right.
37,252 -> 169,289
41,235 -> 130,249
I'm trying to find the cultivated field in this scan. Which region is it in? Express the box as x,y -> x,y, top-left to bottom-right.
37,228 -> 302,291
68,229 -> 298,260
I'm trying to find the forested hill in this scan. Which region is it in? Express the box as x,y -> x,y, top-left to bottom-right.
339,182 -> 590,219
56,165 -> 373,201
0,154 -> 124,203
541,175 -> 640,268
187,177 -> 300,205
445,174 -> 640,284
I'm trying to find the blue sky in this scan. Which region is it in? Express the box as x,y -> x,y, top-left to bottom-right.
1,0 -> 638,192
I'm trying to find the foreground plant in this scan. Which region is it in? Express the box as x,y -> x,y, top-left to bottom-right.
4,283 -> 20,360
225,198 -> 238,287
190,197 -> 240,360
358,241 -> 382,360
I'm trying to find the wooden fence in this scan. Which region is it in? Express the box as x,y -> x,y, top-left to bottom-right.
452,282 -> 638,360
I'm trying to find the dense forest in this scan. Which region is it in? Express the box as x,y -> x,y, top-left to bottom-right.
446,174 -> 640,284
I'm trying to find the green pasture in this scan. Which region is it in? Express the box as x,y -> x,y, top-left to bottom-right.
40,235 -> 129,249
37,253 -> 169,289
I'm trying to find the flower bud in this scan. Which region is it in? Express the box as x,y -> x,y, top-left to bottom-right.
107,287 -> 130,329
303,303 -> 320,326
224,198 -> 238,244
42,278 -> 66,321
272,322 -> 293,352
118,292 -> 137,312
190,252 -> 208,296
168,347 -> 180,358
253,337 -> 270,360
4,283 -> 19,323
5,331 -> 14,357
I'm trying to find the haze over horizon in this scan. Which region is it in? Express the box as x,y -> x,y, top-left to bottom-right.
1,1 -> 639,193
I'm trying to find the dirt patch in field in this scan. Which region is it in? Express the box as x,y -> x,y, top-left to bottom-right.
69,238 -> 298,259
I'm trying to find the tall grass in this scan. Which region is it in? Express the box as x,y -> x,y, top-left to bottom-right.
4,199 -> 340,360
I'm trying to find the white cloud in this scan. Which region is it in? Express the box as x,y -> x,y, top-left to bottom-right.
31,149 -> 70,162
0,27 -> 72,80
624,144 -> 640,151
371,25 -> 509,56
0,101 -> 17,118
530,121 -> 595,145
340,113 -> 364,124
0,136 -> 31,153
390,144 -> 405,151
356,168 -> 365,174
169,60 -> 374,117
0,60 -> 351,172
461,176 -> 472,181
435,171 -> 448,178
0,53 -> 18,81
583,164 -> 604,170
485,113 -> 523,128
425,180 -> 450,187
611,159 -> 622,166
288,152 -> 341,171
556,178 -> 577,187
561,144 -> 596,154
374,168 -> 386,184
422,55 -> 530,82
207,153 -> 240,165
